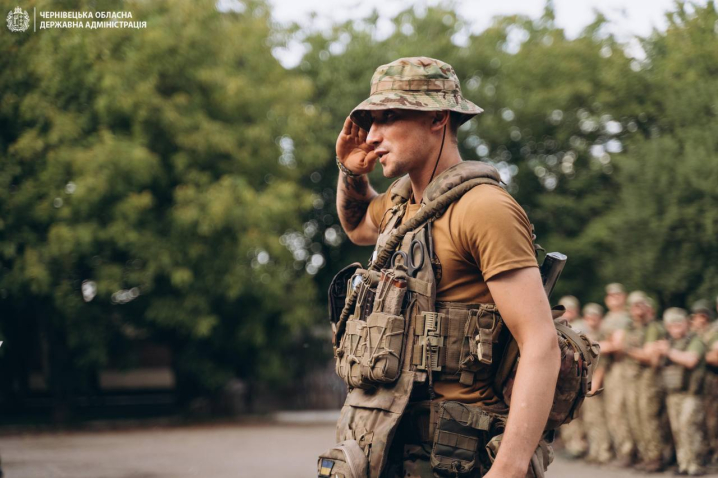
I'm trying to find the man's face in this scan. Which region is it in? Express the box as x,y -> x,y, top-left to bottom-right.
667,320 -> 689,340
605,292 -> 626,311
562,307 -> 579,322
691,312 -> 710,332
629,302 -> 645,321
641,302 -> 655,319
584,312 -> 601,329
365,109 -> 438,178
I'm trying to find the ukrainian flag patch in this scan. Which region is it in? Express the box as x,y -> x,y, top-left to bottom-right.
319,458 -> 334,476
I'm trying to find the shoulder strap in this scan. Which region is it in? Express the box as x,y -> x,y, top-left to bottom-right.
389,176 -> 412,205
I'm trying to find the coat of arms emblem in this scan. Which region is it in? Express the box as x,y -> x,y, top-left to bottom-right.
7,6 -> 30,32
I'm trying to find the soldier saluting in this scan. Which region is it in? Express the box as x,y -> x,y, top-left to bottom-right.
321,57 -> 561,478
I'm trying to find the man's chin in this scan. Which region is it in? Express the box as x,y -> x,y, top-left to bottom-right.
380,164 -> 403,179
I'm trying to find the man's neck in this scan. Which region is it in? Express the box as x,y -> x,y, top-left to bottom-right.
409,146 -> 462,204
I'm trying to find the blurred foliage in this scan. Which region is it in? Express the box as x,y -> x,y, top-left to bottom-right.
0,0 -> 327,410
595,2 -> 718,309
0,0 -> 717,415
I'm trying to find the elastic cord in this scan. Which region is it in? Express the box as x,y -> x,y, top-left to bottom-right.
428,123 -> 447,187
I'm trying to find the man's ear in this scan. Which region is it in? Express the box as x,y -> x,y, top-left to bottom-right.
430,111 -> 450,130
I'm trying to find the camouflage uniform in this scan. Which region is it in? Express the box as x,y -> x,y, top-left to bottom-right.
692,301 -> 718,464
662,308 -> 707,476
556,297 -> 587,458
700,324 -> 718,464
575,305 -> 613,464
623,320 -> 645,459
625,320 -> 671,469
600,309 -> 634,464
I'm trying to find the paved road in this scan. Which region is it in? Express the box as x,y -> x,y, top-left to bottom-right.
1,420 -> 717,477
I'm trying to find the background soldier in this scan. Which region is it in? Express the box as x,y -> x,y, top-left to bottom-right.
620,291 -> 649,467
577,303 -> 613,465
621,292 -> 670,472
692,300 -> 718,465
557,295 -> 587,458
558,295 -> 581,325
655,308 -> 707,476
599,283 -> 635,467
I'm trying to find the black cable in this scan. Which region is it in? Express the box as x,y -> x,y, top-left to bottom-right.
428,123 -> 447,186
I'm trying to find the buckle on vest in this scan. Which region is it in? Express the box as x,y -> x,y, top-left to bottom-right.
417,311 -> 445,372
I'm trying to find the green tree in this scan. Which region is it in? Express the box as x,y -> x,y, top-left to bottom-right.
595,2 -> 718,308
0,0 -> 326,418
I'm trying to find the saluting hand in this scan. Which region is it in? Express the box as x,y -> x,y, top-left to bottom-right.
336,117 -> 379,176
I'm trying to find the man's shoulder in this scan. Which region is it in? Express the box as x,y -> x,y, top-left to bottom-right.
449,183 -> 528,221
454,182 -> 515,205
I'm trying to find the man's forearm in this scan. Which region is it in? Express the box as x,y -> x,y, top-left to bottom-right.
492,338 -> 560,477
626,347 -> 652,365
336,173 -> 377,233
667,349 -> 700,369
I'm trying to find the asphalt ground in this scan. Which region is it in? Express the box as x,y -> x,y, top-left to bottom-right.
1,417 -> 717,477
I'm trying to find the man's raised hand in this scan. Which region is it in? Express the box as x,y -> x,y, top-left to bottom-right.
336,117 -> 379,176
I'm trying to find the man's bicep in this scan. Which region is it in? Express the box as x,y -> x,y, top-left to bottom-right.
486,267 -> 554,347
350,212 -> 380,246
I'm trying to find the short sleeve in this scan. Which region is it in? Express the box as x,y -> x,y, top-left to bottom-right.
367,192 -> 392,231
451,185 -> 538,281
644,322 -> 665,343
688,336 -> 707,356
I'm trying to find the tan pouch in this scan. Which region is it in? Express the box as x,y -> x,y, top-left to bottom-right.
430,401 -> 495,476
358,311 -> 406,386
336,372 -> 415,477
335,317 -> 370,389
317,439 -> 368,478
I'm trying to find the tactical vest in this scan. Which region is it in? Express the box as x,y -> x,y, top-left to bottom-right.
623,321 -> 646,379
662,333 -> 705,394
321,161 -> 600,478
625,320 -> 665,381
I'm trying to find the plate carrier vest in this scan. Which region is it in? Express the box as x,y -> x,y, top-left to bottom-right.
322,161 -> 600,478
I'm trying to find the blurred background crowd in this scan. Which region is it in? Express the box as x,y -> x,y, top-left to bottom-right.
557,285 -> 718,476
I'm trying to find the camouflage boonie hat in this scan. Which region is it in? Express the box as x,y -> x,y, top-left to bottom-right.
627,290 -> 648,306
691,299 -> 715,320
605,283 -> 626,295
583,303 -> 604,317
350,57 -> 483,131
664,307 -> 688,324
558,295 -> 580,310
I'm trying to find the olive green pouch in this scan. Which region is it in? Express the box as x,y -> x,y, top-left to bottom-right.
430,401 -> 493,476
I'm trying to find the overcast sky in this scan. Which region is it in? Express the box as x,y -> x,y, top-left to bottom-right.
267,0 -> 706,66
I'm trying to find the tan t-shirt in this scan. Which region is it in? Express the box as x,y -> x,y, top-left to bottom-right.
368,182 -> 538,404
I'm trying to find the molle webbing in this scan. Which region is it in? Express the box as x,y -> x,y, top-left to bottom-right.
410,302 -> 503,382
334,175 -> 500,345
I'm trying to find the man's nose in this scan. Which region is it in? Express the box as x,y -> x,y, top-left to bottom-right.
366,122 -> 382,147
